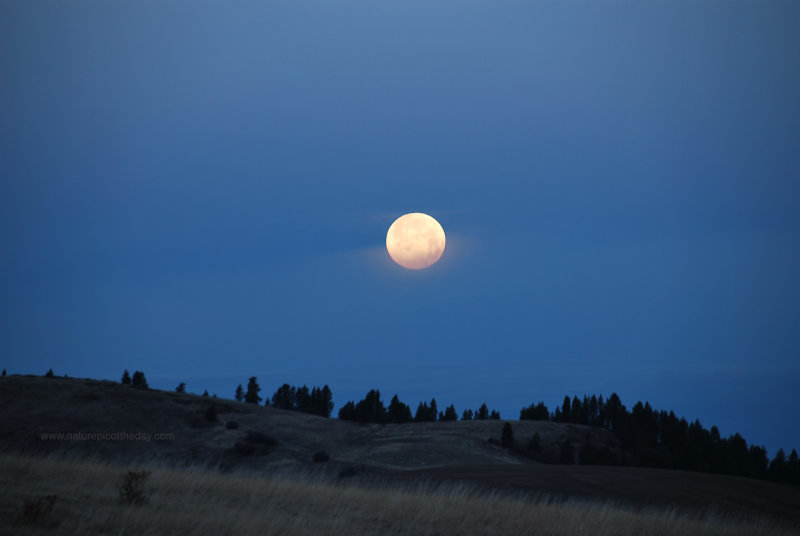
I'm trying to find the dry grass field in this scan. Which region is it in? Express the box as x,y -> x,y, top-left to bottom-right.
1,453 -> 797,536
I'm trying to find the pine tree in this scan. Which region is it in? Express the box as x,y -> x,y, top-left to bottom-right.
235,384 -> 244,402
476,403 -> 489,420
388,394 -> 413,423
244,376 -> 262,404
320,385 -> 334,417
501,422 -> 514,447
355,390 -> 386,423
2,369 -> 6,377
338,400 -> 356,420
176,383 -> 186,393
271,384 -> 295,410
45,369 -> 54,378
442,404 -> 458,421
131,371 -> 148,389
489,409 -> 501,420
559,396 -> 571,423
295,385 -> 311,412
462,409 -> 474,420
415,401 -> 432,422
769,449 -> 787,482
121,370 -> 131,385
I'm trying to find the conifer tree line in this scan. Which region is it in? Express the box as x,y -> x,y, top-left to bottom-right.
110,369 -> 797,485
336,390 -> 500,424
232,377 -> 333,418
519,393 -> 800,486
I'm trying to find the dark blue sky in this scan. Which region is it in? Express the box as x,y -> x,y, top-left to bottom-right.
2,2 -> 799,456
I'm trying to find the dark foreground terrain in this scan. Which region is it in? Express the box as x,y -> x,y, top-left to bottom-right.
1,374 -> 798,525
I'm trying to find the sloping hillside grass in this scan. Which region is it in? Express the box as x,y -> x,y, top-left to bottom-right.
1,453 -> 795,536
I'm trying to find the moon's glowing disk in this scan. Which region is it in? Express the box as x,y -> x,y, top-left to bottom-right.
386,213 -> 446,270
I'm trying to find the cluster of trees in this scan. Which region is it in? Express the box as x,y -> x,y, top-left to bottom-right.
120,370 -> 148,389
269,383 -> 334,418
231,378 -> 333,418
519,393 -> 800,485
337,390 -> 500,424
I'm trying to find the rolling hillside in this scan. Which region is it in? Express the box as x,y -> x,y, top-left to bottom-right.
1,374 -> 799,524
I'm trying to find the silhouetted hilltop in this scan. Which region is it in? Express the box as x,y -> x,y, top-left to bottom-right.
0,375 -> 611,471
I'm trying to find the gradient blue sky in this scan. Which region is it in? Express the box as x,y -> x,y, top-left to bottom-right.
2,1 -> 799,456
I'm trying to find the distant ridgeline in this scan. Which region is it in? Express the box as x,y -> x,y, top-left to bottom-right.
521,393 -> 799,486
335,388 -> 799,486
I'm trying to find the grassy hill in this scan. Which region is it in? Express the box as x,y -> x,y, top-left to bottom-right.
1,374 -> 799,533
0,375 -> 616,471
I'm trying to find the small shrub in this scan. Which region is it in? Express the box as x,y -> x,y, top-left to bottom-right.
226,420 -> 240,430
338,465 -> 364,479
44,369 -> 54,378
14,495 -> 58,526
205,403 -> 218,422
313,451 -> 330,463
245,431 -> 278,446
118,470 -> 151,505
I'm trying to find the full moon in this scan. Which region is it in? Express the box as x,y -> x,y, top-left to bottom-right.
386,213 -> 446,270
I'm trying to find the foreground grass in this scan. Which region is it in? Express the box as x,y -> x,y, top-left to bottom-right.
0,453 -> 794,536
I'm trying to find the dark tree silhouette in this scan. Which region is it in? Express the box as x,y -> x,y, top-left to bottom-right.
489,410 -> 501,420
235,384 -> 244,402
769,449 -> 787,481
202,390 -> 209,397
295,385 -> 311,412
387,395 -> 413,423
354,390 -> 387,423
121,370 -> 131,385
558,396 -> 571,423
520,401 -> 549,421
414,401 -> 436,422
175,383 -> 186,393
2,369 -> 6,376
501,422 -> 514,447
244,377 -> 262,404
268,384 -> 332,416
462,408 -> 473,421
45,369 -> 54,378
205,403 -> 218,422
476,403 -> 489,420
338,400 -> 356,420
272,384 -> 295,410
442,404 -> 458,421
317,385 -> 334,417
131,371 -> 148,389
